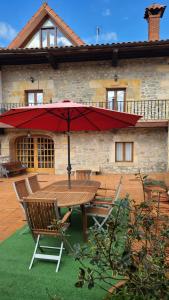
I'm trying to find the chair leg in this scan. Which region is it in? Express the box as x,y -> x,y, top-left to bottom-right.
19,225 -> 30,235
56,242 -> 63,272
29,235 -> 65,272
93,217 -> 105,232
29,234 -> 40,270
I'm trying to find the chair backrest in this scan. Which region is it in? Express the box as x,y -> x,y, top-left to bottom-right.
26,175 -> 40,193
23,199 -> 60,235
76,170 -> 92,180
113,176 -> 123,204
13,179 -> 30,201
100,178 -> 123,227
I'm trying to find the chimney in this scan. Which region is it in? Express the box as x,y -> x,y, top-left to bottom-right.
144,3 -> 166,41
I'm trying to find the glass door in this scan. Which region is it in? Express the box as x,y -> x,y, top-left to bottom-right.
16,136 -> 54,173
107,89 -> 126,112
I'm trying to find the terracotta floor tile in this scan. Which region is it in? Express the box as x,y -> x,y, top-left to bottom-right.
0,172 -> 168,241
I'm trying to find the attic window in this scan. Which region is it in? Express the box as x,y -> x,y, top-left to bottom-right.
25,18 -> 72,48
41,27 -> 56,47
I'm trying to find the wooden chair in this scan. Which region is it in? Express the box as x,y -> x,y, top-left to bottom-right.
26,175 -> 40,193
95,176 -> 123,200
75,170 -> 92,180
13,179 -> 30,213
23,198 -> 72,272
86,176 -> 122,231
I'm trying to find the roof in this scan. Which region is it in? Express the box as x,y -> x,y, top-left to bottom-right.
1,39 -> 169,66
8,2 -> 85,49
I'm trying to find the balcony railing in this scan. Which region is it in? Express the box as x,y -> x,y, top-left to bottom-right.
0,100 -> 169,120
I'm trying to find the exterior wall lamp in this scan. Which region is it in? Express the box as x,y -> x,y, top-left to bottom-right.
114,74 -> 118,82
30,76 -> 35,83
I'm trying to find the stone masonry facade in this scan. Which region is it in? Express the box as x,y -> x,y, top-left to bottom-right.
0,57 -> 169,174
2,57 -> 169,103
0,127 -> 167,174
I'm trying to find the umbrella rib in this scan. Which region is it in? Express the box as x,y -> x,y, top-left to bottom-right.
9,110 -> 50,127
45,109 -> 68,121
77,107 -> 140,126
46,108 -> 101,130
71,107 -> 139,128
0,108 -> 36,118
72,107 -> 101,130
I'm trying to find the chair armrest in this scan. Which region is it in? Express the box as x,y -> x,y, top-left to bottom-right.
95,195 -> 113,200
108,279 -> 128,294
92,200 -> 113,205
61,210 -> 72,224
98,187 -> 116,191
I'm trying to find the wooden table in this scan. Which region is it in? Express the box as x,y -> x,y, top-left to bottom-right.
41,179 -> 100,197
25,191 -> 95,207
42,180 -> 100,193
25,180 -> 101,241
52,180 -> 101,188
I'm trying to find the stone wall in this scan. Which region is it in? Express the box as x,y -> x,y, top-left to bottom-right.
1,58 -> 168,174
0,127 -> 167,174
2,57 -> 169,104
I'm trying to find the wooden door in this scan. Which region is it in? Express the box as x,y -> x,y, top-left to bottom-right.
15,136 -> 54,174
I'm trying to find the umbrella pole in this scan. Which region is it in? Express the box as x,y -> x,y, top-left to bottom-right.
67,110 -> 71,189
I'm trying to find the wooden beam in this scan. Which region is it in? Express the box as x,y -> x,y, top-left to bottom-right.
112,48 -> 118,67
46,53 -> 58,69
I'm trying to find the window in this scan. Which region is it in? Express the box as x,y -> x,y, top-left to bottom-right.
115,142 -> 133,162
41,27 -> 56,48
25,90 -> 43,106
107,89 -> 126,112
25,18 -> 72,48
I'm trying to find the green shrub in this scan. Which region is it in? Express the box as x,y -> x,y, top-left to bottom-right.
75,194 -> 169,299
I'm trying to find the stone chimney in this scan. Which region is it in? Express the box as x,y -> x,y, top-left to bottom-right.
144,3 -> 166,41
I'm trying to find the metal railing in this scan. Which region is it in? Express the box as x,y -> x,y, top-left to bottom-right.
0,100 -> 169,120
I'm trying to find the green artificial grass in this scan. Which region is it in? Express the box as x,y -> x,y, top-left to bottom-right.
0,211 -> 110,300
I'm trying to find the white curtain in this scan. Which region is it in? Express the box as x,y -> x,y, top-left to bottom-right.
116,143 -> 123,161
125,143 -> 132,161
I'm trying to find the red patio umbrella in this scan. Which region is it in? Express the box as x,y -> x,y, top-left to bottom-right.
0,100 -> 141,188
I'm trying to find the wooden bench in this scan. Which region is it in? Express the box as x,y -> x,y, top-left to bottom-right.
0,161 -> 27,177
73,166 -> 101,176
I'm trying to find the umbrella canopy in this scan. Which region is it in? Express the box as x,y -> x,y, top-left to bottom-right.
0,100 -> 142,187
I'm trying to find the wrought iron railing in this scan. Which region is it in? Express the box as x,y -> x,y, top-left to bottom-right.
0,100 -> 169,120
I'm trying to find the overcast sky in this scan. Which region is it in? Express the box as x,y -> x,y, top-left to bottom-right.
0,0 -> 169,47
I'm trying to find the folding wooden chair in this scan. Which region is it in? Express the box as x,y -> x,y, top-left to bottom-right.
23,198 -> 71,272
13,179 -> 31,234
75,170 -> 92,180
13,179 -> 30,213
86,176 -> 122,231
26,175 -> 40,193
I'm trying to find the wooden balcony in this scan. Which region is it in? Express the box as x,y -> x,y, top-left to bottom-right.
0,100 -> 169,121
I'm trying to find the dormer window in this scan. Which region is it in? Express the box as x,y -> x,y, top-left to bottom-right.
41,28 -> 55,47
40,19 -> 56,48
25,18 -> 72,48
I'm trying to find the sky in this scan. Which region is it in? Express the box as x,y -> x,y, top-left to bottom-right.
0,0 -> 169,47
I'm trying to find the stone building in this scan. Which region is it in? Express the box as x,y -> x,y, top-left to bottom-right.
0,2 -> 169,174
